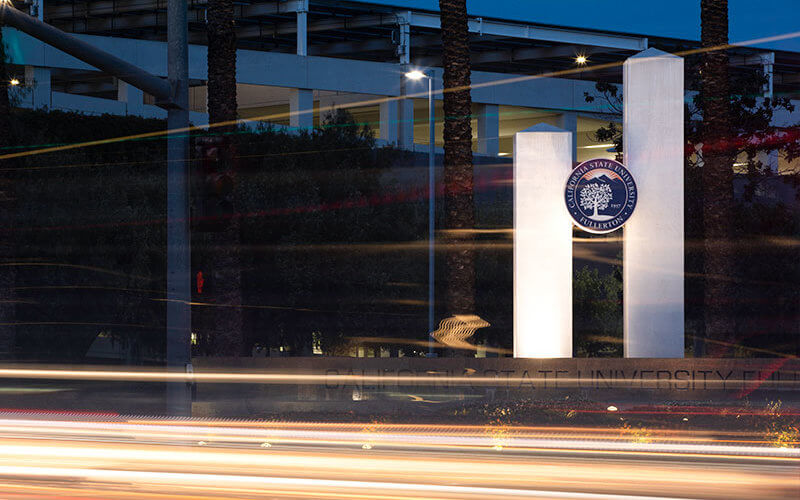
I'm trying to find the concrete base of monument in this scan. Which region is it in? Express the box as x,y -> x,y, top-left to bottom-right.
0,358 -> 794,419
189,358 -> 800,419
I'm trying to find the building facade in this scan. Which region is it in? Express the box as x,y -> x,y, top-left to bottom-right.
4,0 -> 800,168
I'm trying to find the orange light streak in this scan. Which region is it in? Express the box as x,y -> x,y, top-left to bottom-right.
0,418 -> 796,459
0,366 -> 796,390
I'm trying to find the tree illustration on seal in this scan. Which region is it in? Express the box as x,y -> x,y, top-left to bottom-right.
579,183 -> 613,217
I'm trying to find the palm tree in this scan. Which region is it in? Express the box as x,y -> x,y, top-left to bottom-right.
0,25 -> 15,359
202,0 -> 243,356
700,0 -> 735,356
0,23 -> 11,141
206,0 -> 238,127
438,0 -> 477,323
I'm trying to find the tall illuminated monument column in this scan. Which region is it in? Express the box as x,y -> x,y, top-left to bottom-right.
513,124 -> 574,357
623,48 -> 685,358
513,48 -> 684,358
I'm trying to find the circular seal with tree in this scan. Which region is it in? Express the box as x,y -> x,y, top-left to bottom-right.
564,158 -> 637,234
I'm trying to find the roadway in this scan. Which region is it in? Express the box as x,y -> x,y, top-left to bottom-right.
0,415 -> 796,499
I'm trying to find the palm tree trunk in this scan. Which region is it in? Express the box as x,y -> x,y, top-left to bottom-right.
206,0 -> 238,128
0,26 -> 15,359
700,0 -> 735,356
439,0 -> 476,318
203,0 -> 244,356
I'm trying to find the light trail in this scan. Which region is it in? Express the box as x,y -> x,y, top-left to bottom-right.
0,416 -> 796,457
0,416 -> 796,499
0,366 -> 797,392
0,465 -> 700,500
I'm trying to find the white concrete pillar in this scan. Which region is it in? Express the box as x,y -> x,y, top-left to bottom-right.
513,123 -> 574,358
623,48 -> 684,358
476,103 -> 499,156
379,99 -> 399,145
24,66 -> 50,110
296,0 -> 308,56
556,112 -> 578,164
289,88 -> 314,130
117,80 -> 144,116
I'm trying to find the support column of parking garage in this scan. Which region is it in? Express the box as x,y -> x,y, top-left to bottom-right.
756,150 -> 780,174
380,100 -> 399,145
32,0 -> 43,20
476,104 -> 499,156
296,0 -> 308,56
398,90 -> 415,148
24,66 -> 50,109
556,112 -> 578,164
117,80 -> 144,116
292,1 -> 311,130
397,13 -> 413,148
289,88 -> 314,130
762,53 -> 774,99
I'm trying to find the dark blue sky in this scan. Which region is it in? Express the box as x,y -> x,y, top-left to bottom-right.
361,1 -> 798,52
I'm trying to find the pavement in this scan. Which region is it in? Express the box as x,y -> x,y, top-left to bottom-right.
0,415 -> 796,499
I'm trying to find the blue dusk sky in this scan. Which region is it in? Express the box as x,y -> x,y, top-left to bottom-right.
356,1 -> 799,53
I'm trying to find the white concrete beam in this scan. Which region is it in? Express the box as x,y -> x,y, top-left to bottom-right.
52,11 -> 388,39
45,2 -> 646,52
623,48 -> 684,358
312,38 -> 394,57
470,45 -> 613,66
401,11 -> 647,51
237,14 -> 391,39
51,11 -> 207,33
60,80 -> 116,94
3,28 -> 624,113
46,0 -> 306,19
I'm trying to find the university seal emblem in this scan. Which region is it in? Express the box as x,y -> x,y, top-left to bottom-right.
564,158 -> 637,234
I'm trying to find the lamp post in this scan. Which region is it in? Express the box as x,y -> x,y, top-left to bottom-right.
405,69 -> 435,357
166,0 -> 191,415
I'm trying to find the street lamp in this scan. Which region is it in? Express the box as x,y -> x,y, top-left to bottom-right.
405,69 -> 436,357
